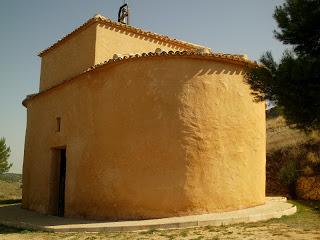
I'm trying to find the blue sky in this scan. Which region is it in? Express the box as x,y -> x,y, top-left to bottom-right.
0,0 -> 285,173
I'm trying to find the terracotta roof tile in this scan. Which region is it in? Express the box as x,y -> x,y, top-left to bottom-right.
85,50 -> 256,72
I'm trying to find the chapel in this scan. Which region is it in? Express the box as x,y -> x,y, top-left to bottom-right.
22,13 -> 266,220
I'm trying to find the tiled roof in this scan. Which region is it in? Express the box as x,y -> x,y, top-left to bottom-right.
86,50 -> 256,72
23,50 -> 257,107
38,14 -> 209,57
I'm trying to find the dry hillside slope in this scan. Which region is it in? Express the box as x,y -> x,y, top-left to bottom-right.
267,115 -> 314,153
266,109 -> 320,198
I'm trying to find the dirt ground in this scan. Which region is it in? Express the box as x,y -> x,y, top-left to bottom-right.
1,178 -> 320,239
1,200 -> 320,240
1,173 -> 320,239
0,222 -> 320,240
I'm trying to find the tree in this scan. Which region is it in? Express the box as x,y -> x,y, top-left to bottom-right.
0,137 -> 12,174
273,0 -> 320,57
246,0 -> 320,132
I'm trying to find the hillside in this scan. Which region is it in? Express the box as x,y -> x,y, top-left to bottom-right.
266,110 -> 315,153
266,109 -> 320,197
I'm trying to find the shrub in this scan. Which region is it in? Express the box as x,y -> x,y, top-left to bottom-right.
278,160 -> 298,186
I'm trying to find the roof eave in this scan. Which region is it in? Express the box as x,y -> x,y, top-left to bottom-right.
23,50 -> 257,107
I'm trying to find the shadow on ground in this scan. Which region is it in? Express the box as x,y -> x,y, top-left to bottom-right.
296,200 -> 320,211
0,224 -> 31,234
0,199 -> 21,205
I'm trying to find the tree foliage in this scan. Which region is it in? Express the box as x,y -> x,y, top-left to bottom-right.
246,0 -> 320,131
0,137 -> 12,174
274,0 -> 320,56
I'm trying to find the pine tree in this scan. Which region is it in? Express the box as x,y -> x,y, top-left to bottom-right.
0,137 -> 12,174
246,0 -> 320,131
273,0 -> 320,57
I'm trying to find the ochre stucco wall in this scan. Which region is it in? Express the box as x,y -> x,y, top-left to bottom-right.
39,23 -> 97,92
39,22 -> 193,93
23,56 -> 266,220
94,24 -> 188,64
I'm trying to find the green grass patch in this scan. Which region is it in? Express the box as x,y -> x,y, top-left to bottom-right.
139,228 -> 160,235
264,200 -> 320,230
179,229 -> 189,237
191,236 -> 204,240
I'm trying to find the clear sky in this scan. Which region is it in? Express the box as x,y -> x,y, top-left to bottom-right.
0,0 -> 285,173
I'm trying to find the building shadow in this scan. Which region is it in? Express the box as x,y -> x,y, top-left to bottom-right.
0,224 -> 30,234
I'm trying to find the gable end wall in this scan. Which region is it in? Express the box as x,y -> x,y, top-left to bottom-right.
94,24 -> 190,65
39,21 -> 197,92
39,23 -> 97,91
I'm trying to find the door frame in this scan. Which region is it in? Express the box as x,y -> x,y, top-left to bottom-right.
49,146 -> 67,217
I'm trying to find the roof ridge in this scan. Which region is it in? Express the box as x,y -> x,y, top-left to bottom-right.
38,14 -> 210,57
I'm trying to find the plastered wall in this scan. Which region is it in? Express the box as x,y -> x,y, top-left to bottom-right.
23,57 -> 266,220
94,24 -> 188,64
39,23 -> 97,91
39,22 -> 192,92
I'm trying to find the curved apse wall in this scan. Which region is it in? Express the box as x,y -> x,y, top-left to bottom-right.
22,56 -> 266,220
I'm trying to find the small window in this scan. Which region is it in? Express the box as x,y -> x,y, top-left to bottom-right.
56,117 -> 61,132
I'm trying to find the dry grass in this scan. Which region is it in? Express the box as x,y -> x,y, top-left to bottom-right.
0,200 -> 320,239
266,115 -> 319,153
266,114 -> 320,197
1,178 -> 319,240
0,180 -> 21,203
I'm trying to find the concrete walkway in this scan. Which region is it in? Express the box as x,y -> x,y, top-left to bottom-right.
0,197 -> 296,232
